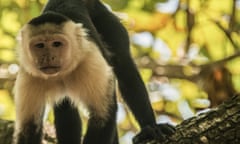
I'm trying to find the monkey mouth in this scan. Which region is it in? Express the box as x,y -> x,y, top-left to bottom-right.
40,66 -> 61,74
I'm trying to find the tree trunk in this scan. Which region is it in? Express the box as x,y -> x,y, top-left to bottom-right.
1,95 -> 240,144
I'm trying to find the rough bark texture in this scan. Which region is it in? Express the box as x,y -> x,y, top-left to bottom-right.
147,95 -> 240,144
1,95 -> 240,144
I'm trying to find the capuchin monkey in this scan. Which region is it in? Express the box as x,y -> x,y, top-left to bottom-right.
13,0 -> 175,144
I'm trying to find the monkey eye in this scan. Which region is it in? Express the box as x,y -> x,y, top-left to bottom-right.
52,41 -> 62,47
35,43 -> 45,49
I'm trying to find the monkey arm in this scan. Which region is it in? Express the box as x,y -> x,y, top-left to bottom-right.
88,0 -> 156,128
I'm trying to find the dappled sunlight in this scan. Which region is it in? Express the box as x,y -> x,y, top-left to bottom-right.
0,0 -> 240,143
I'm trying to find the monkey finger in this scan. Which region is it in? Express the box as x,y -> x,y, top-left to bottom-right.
133,123 -> 176,144
156,123 -> 176,135
133,125 -> 167,144
133,126 -> 157,143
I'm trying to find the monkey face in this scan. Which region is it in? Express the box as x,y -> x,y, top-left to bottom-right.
29,34 -> 68,75
17,21 -> 91,79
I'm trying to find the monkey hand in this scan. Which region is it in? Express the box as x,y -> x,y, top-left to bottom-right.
132,123 -> 175,144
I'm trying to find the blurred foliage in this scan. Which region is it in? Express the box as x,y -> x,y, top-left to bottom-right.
0,0 -> 240,143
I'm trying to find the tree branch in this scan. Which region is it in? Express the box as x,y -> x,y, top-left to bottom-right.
143,95 -> 240,144
138,50 -> 240,81
213,20 -> 239,51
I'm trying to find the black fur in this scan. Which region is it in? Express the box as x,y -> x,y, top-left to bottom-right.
16,118 -> 43,144
54,98 -> 81,144
87,0 -> 156,127
28,12 -> 68,26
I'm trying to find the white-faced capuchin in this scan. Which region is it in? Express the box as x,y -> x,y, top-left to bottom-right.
13,0 -> 175,144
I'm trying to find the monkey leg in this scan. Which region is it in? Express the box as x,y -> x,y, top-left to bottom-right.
54,98 -> 82,144
13,98 -> 45,144
83,96 -> 118,144
14,117 -> 44,144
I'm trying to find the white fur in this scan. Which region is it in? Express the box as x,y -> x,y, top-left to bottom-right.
14,20 -> 114,139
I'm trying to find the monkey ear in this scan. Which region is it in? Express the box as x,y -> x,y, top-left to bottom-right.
74,23 -> 94,51
75,23 -> 88,38
16,33 -> 22,41
16,25 -> 29,44
16,29 -> 24,42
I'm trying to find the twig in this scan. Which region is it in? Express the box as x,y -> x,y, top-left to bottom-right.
213,20 -> 239,51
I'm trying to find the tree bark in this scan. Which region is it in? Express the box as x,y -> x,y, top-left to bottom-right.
1,95 -> 240,144
147,95 -> 240,144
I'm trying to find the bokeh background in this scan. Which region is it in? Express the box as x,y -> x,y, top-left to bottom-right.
0,0 -> 240,143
